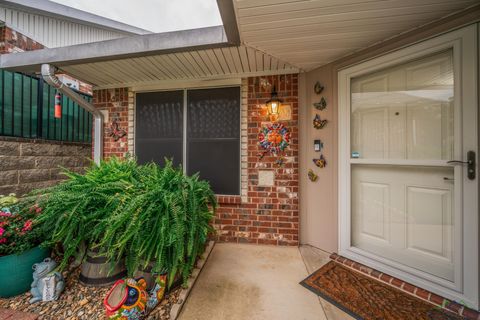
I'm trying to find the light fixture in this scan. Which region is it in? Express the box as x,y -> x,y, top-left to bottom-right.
266,85 -> 282,117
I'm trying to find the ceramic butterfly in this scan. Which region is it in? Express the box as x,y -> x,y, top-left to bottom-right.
308,169 -> 318,182
313,154 -> 327,168
313,97 -> 327,110
106,119 -> 127,142
313,114 -> 328,129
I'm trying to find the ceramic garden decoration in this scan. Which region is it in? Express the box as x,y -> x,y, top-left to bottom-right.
104,274 -> 167,319
30,258 -> 65,303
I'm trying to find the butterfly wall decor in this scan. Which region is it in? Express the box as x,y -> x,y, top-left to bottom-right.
313,114 -> 328,129
308,169 -> 318,182
314,82 -> 324,94
313,97 -> 327,110
106,119 -> 127,142
313,154 -> 327,168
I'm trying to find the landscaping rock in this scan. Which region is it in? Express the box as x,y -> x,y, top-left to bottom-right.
0,268 -> 180,320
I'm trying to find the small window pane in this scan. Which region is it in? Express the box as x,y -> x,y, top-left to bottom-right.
136,90 -> 183,167
187,87 -> 240,195
351,50 -> 454,160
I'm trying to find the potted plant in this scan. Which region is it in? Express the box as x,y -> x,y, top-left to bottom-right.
0,194 -> 49,298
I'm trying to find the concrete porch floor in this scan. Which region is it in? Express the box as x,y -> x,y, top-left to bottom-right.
179,243 -> 352,320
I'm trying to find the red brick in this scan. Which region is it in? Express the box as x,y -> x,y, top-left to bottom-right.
415,288 -> 430,300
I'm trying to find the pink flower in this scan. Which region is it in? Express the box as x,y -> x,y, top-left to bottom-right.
21,220 -> 32,232
0,227 -> 4,236
0,211 -> 11,217
0,238 -> 6,244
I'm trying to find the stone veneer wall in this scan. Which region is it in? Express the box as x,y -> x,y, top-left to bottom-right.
93,74 -> 299,245
0,137 -> 91,196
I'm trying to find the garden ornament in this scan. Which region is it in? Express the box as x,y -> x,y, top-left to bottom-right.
30,258 -> 65,303
104,274 -> 167,319
106,118 -> 127,142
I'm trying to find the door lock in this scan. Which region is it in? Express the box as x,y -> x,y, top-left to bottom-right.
447,151 -> 476,180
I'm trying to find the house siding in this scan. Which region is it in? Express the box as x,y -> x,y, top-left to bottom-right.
93,74 -> 299,246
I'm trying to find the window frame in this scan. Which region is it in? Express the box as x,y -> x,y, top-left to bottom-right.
134,85 -> 242,196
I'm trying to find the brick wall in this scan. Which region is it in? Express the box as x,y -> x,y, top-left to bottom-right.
93,74 -> 299,246
0,26 -> 44,53
0,138 -> 91,196
214,74 -> 299,245
92,88 -> 130,159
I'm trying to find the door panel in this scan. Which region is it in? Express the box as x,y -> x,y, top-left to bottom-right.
352,165 -> 454,281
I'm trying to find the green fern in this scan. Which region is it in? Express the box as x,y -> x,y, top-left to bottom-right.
24,157 -> 216,286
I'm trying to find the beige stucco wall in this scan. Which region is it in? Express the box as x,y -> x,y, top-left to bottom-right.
299,7 -> 480,253
299,65 -> 338,252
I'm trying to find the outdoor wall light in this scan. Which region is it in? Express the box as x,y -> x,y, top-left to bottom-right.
266,85 -> 282,117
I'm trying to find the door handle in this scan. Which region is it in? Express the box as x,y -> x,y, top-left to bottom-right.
447,151 -> 476,180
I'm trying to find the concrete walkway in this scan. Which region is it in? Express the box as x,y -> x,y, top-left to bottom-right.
179,243 -> 327,320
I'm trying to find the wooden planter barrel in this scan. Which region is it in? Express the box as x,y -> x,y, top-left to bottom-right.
79,249 -> 127,287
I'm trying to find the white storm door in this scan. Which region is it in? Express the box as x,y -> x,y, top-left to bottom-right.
338,25 -> 478,309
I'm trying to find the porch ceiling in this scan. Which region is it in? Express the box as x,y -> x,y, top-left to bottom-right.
234,0 -> 480,71
59,45 -> 298,89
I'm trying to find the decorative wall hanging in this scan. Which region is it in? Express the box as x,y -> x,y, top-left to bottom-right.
258,123 -> 291,158
106,119 -> 127,142
313,114 -> 328,129
314,97 -> 327,110
314,82 -> 324,94
308,169 -> 318,182
313,154 -> 327,168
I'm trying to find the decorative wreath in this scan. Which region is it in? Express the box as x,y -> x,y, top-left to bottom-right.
258,123 -> 291,155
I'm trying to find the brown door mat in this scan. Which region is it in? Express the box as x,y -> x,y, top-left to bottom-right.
300,261 -> 464,320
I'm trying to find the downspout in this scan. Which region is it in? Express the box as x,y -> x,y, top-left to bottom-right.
41,64 -> 103,165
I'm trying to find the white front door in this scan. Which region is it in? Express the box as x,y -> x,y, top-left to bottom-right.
338,25 -> 478,309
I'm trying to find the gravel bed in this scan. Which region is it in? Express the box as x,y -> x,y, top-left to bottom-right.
0,268 -> 180,320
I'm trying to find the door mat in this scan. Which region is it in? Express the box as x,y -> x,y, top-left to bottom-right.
300,261 -> 464,320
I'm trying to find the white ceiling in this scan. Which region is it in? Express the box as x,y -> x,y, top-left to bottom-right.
233,0 -> 479,70
61,45 -> 299,89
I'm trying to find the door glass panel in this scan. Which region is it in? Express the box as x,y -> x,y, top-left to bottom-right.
351,50 -> 454,160
350,50 -> 456,282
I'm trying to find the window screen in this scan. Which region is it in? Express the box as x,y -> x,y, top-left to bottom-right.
135,91 -> 183,167
187,87 -> 240,195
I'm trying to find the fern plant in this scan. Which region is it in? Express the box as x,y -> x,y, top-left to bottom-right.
25,157 -> 216,286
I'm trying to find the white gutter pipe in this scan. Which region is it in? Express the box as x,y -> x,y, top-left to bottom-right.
41,64 -> 103,165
